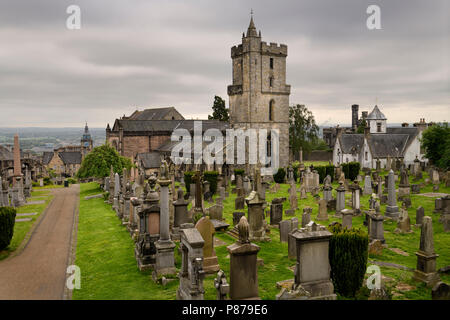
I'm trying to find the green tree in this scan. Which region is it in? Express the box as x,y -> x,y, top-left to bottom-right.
311,138 -> 331,151
421,122 -> 450,169
208,96 -> 229,121
356,118 -> 367,134
289,104 -> 319,157
77,144 -> 133,179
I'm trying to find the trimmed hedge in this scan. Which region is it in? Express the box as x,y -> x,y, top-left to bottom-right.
328,223 -> 369,298
292,162 -> 300,182
311,164 -> 335,183
342,162 -> 360,181
0,207 -> 17,250
273,167 -> 286,183
203,171 -> 219,194
184,171 -> 194,193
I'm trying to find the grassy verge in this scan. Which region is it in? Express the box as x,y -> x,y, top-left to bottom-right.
0,189 -> 54,261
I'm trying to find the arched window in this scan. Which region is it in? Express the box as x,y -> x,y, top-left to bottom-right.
269,100 -> 274,121
267,132 -> 272,158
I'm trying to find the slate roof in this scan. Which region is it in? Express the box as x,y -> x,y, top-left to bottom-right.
367,134 -> 409,158
59,152 -> 82,165
338,134 -> 364,154
367,105 -> 387,120
112,119 -> 229,133
42,152 -> 54,165
136,152 -> 161,169
128,107 -> 181,120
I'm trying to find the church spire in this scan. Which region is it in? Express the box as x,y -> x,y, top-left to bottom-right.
246,10 -> 258,37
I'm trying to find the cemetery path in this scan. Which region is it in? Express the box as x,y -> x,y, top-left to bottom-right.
0,185 -> 79,300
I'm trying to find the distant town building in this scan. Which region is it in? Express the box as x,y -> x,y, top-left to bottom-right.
42,123 -> 93,177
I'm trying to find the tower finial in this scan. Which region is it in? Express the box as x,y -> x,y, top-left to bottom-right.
246,9 -> 257,37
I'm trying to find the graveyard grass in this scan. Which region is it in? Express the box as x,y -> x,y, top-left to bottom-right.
0,189 -> 54,261
73,168 -> 450,300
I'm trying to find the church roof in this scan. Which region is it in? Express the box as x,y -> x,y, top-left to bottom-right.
367,134 -> 409,158
367,105 -> 387,120
112,119 -> 229,133
338,134 -> 364,154
136,152 -> 161,169
128,107 -> 181,121
42,152 -> 54,165
59,151 -> 82,165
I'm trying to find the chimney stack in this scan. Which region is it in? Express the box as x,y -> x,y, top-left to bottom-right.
351,104 -> 359,132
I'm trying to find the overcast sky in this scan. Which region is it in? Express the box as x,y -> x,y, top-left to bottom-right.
0,0 -> 449,128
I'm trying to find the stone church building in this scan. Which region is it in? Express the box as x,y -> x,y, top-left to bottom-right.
106,17 -> 291,170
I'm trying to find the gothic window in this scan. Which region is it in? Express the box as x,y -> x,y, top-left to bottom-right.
269,100 -> 274,121
267,132 -> 272,158
270,58 -> 274,69
365,151 -> 368,161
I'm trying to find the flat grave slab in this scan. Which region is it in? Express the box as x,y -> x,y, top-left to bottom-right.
15,218 -> 32,222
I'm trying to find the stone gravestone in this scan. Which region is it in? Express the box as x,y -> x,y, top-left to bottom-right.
299,186 -> 307,199
270,198 -> 284,226
214,270 -> 230,300
279,222 -> 336,300
243,176 -> 251,196
317,199 -> 328,221
394,204 -> 412,233
385,170 -> 400,220
335,182 -> 346,217
363,175 -> 372,196
154,164 -> 177,277
227,216 -> 261,300
411,184 -> 420,194
398,168 -> 410,201
341,209 -> 353,229
412,216 -> 440,287
195,216 -> 220,274
288,183 -> 298,210
235,187 -> 245,210
349,180 -> 361,215
279,219 -> 292,243
368,209 -> 385,244
323,175 -> 333,202
439,195 -> 450,232
431,170 -> 440,185
172,188 -> 189,240
245,190 -> 267,242
432,282 -> 450,300
176,228 -> 205,300
203,181 -> 213,202
301,207 -> 312,228
415,206 -> 425,226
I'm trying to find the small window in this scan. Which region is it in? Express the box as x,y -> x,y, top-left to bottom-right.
269,100 -> 274,121
365,152 -> 368,161
377,122 -> 381,132
270,58 -> 274,69
269,77 -> 273,87
267,133 -> 272,157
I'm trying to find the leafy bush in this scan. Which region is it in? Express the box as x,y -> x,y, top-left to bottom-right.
77,144 -> 133,179
103,192 -> 109,201
203,171 -> 219,194
349,162 -> 361,181
184,171 -> 194,193
325,165 -> 335,182
0,207 -> 17,250
273,167 -> 286,183
66,178 -> 77,185
341,162 -> 360,181
328,223 -> 369,298
43,177 -> 53,186
234,169 -> 244,177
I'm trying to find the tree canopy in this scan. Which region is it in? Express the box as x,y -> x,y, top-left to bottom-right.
208,95 -> 229,121
289,104 -> 319,156
77,144 -> 133,179
421,122 -> 450,170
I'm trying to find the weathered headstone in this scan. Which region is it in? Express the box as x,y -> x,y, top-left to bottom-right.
245,190 -> 267,242
176,228 -> 205,300
394,204 -> 412,233
412,216 -> 440,287
369,209 -> 385,244
335,182 -> 345,217
385,170 -> 399,220
270,198 -> 284,226
415,206 -> 425,226
301,207 -> 312,228
363,175 -> 372,196
195,216 -> 220,274
317,199 -> 328,221
341,209 -> 353,229
232,211 -> 245,226
227,216 -> 261,300
279,219 -> 292,243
